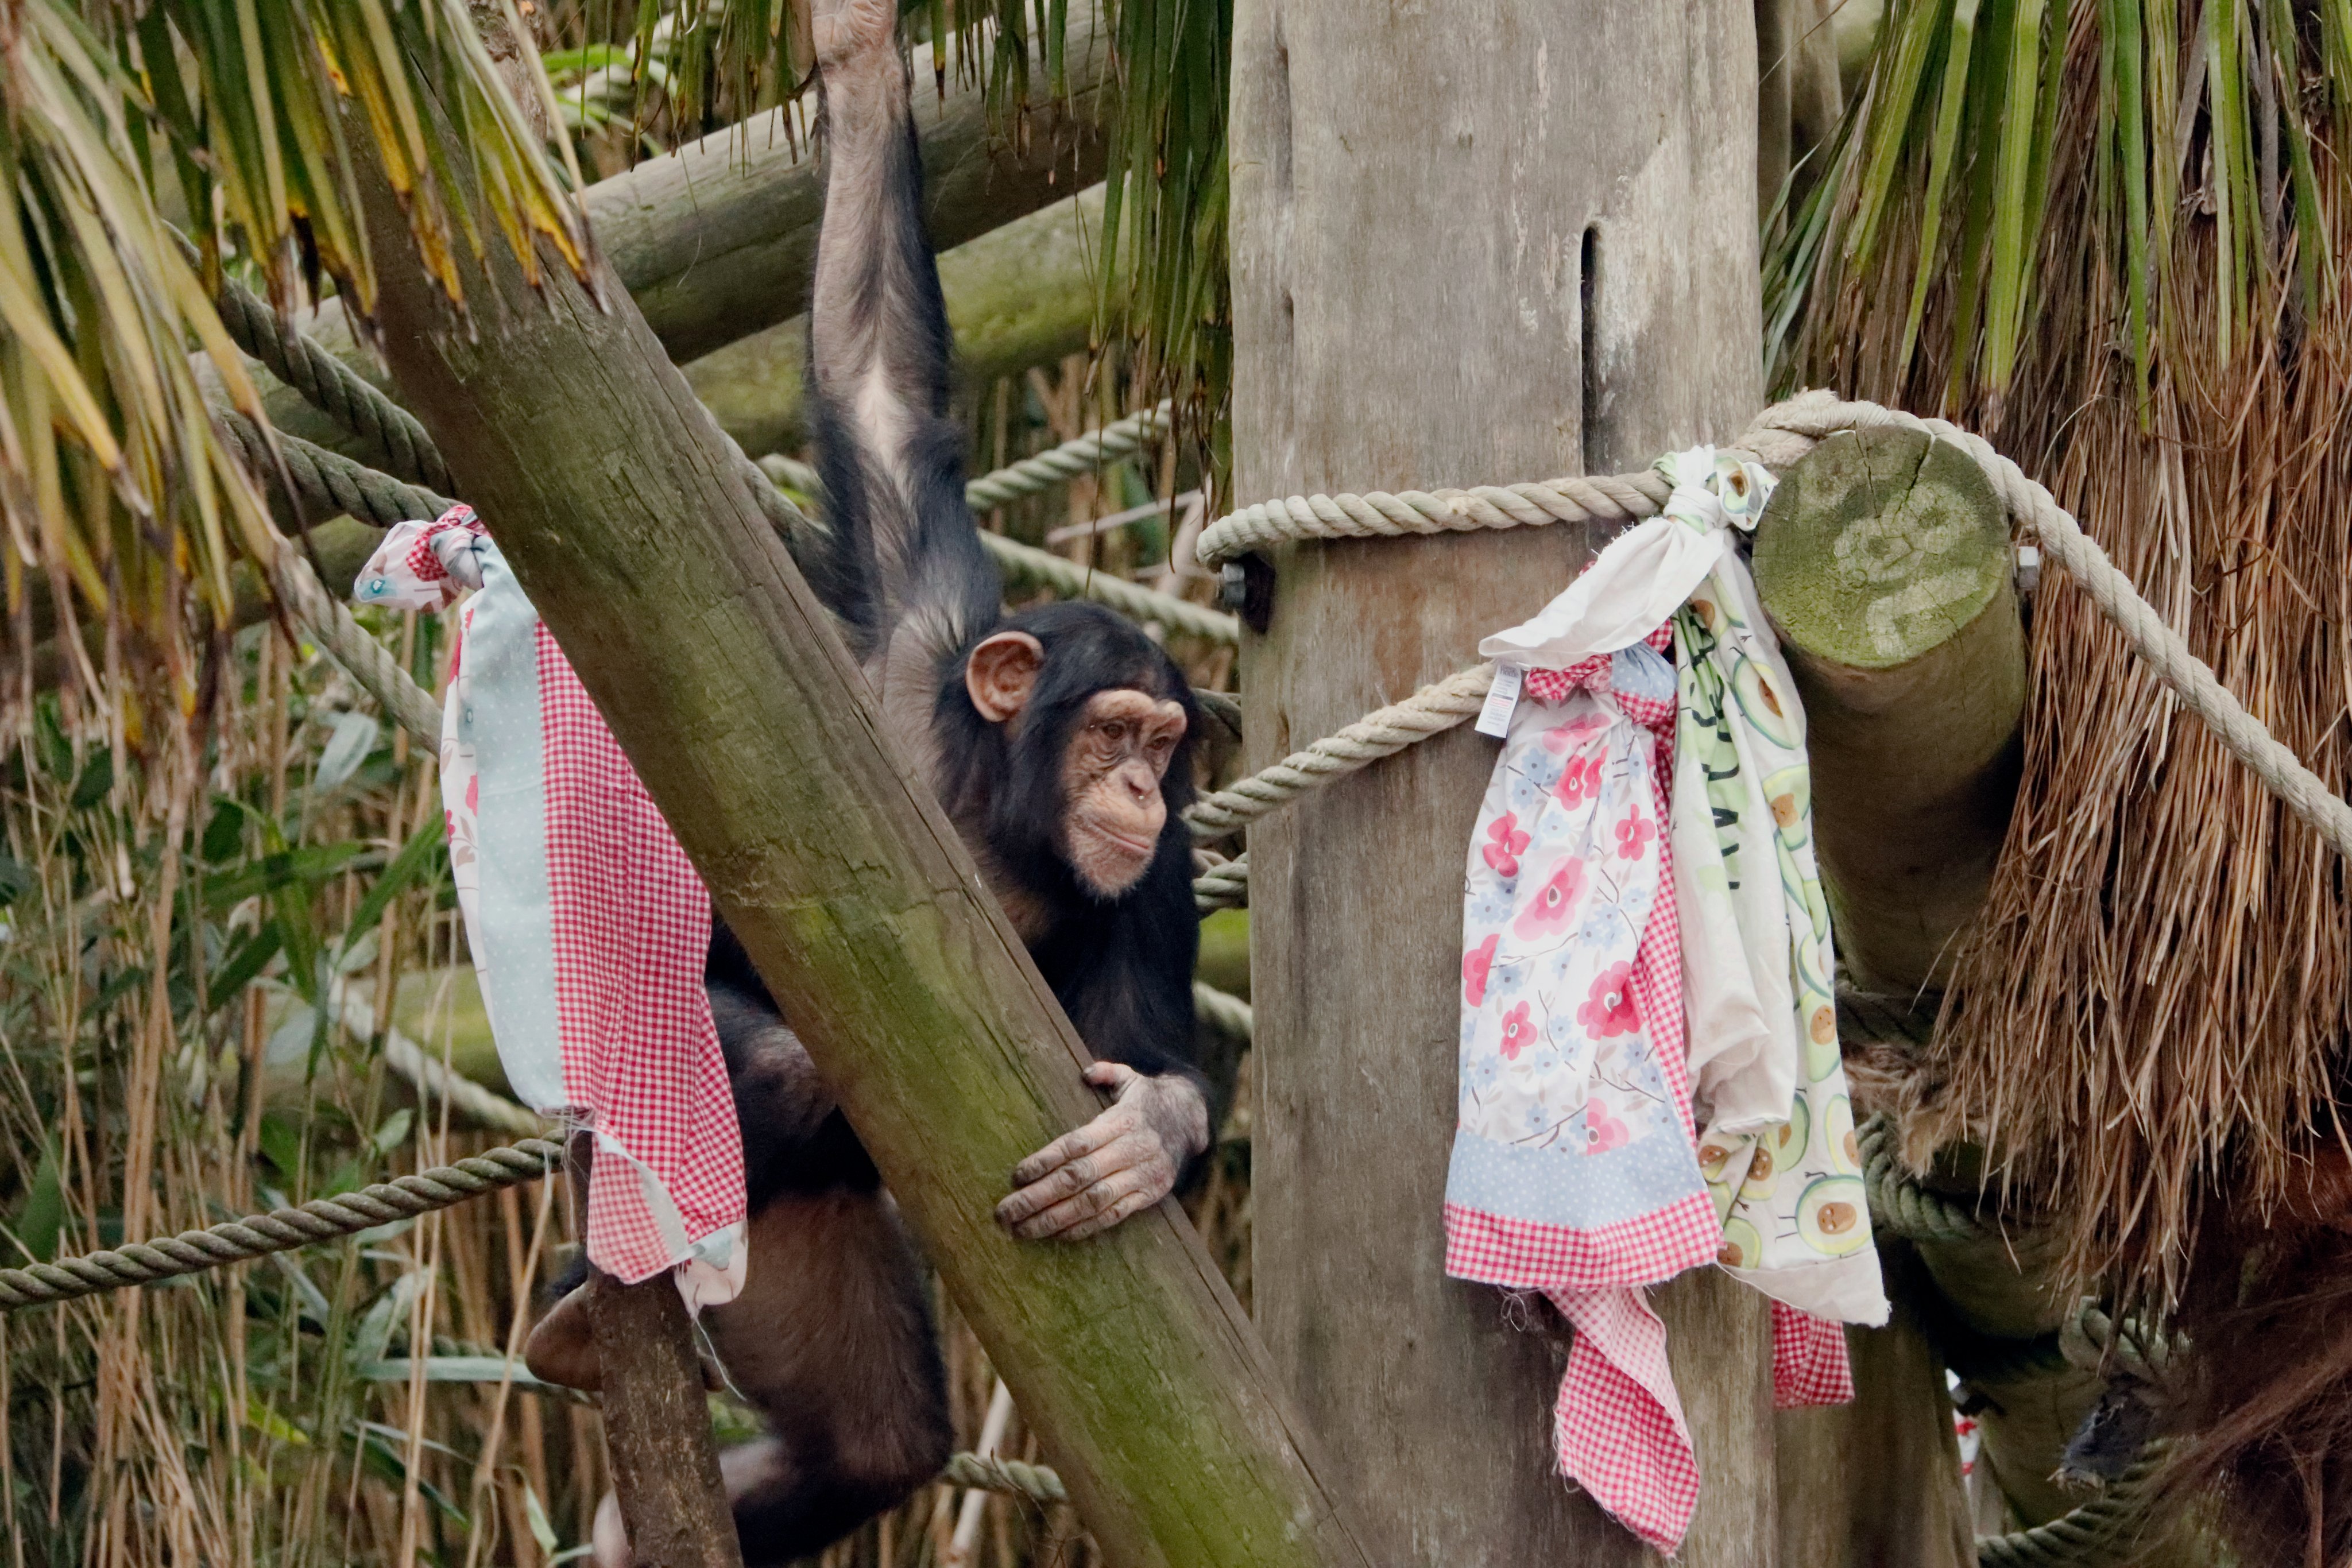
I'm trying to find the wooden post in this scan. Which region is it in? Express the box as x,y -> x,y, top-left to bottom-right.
583,1272 -> 744,1568
348,130 -> 1384,1568
1229,4 -> 1774,1563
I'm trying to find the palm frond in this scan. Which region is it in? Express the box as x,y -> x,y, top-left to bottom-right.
0,0 -> 591,706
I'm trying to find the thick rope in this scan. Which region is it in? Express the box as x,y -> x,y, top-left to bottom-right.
1193,853 -> 1248,913
1974,1442 -> 2176,1568
1195,469 -> 1674,568
1859,1114 -> 1995,1245
0,1140 -> 563,1311
964,405 -> 1171,512
753,454 -> 1237,645
1196,392 -> 2352,864
1191,982 -> 1252,1040
211,274 -> 452,494
269,536 -> 447,745
982,533 -> 1240,645
219,412 -> 453,533
937,1451 -> 1067,1505
1184,666 -> 1494,837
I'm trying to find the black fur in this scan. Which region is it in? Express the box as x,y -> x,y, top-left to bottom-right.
674,29 -> 1205,1566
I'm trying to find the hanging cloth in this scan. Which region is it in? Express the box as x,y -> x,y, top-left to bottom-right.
1445,622 -> 1717,1553
354,508 -> 745,1308
1650,448 -> 1889,1347
1448,448 -> 1887,1553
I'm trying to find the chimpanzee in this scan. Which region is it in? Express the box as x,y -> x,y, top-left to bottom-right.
524,1 -> 1211,1561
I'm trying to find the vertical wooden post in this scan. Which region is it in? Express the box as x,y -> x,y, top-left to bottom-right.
1229,3 -> 1774,1563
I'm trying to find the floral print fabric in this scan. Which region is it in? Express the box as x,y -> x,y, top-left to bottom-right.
1444,448 -> 1889,1554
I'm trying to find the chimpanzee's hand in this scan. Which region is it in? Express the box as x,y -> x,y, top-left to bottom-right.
995,1064 -> 1210,1241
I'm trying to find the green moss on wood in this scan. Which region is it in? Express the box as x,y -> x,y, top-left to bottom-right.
1754,427 -> 2007,672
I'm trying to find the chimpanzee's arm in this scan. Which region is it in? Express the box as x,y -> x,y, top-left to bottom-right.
993,837 -> 1211,1241
800,0 -> 993,682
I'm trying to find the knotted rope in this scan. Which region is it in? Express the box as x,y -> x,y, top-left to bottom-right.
0,1140 -> 563,1311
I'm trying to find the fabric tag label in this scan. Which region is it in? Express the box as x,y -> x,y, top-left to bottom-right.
1476,661 -> 1524,737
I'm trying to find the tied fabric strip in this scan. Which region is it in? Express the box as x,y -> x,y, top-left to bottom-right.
1445,625 -> 1719,1552
355,508 -> 746,1308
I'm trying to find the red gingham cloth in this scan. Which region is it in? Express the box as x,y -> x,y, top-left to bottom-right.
357,506 -> 745,1296
534,629 -> 745,1284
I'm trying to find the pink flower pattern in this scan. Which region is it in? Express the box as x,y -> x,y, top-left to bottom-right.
1581,1101 -> 1631,1156
1483,813 -> 1531,876
1463,933 -> 1499,1006
1578,962 -> 1641,1037
1457,629 -> 1679,1174
1555,754 -> 1604,808
1512,858 -> 1587,939
1499,1003 -> 1536,1060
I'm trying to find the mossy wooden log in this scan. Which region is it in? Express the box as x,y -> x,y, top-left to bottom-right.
1751,425 -> 2025,994
684,185 -> 1104,459
594,14 -> 1111,366
350,128 -> 1379,1568
225,18 -> 1108,467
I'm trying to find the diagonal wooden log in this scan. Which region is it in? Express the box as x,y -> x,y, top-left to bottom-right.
350,124 -> 1381,1568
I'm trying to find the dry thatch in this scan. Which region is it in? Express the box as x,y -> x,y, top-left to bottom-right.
1782,0 -> 2352,1307
1780,0 -> 2352,1548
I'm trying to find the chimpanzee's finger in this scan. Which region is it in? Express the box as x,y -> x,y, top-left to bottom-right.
1006,1105 -> 1133,1189
994,1145 -> 1106,1228
1053,1182 -> 1166,1241
1006,1152 -> 1167,1241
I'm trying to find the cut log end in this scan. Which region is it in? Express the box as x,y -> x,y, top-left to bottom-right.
1754,426 -> 2009,675
1751,425 -> 2025,994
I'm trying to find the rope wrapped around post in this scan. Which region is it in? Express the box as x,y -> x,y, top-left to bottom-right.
1194,390 -> 2352,866
1183,665 -> 1494,837
0,1140 -> 563,1311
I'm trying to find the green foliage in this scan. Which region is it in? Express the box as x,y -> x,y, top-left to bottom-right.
1773,0 -> 2352,403
0,0 -> 590,699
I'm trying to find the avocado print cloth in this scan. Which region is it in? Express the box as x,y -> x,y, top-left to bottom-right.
1445,448 -> 1886,1555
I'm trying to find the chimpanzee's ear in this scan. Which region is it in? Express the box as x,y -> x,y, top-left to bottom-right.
964,631 -> 1045,722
